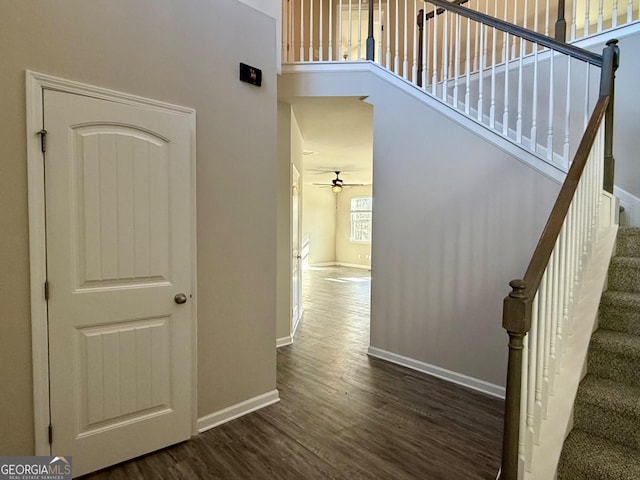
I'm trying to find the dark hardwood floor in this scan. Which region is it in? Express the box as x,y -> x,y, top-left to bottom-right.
86,266 -> 504,479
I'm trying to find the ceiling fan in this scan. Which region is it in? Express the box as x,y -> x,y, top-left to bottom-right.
312,171 -> 369,194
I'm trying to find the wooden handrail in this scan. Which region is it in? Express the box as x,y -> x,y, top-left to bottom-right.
424,0 -> 603,66
499,38 -> 619,480
423,0 -> 469,21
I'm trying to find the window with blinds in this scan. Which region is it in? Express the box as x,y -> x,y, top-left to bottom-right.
350,197 -> 372,243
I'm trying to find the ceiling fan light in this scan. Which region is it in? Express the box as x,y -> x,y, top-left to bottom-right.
331,185 -> 343,194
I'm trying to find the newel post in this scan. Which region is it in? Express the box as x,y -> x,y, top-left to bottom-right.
417,9 -> 425,87
600,39 -> 620,194
500,280 -> 532,480
555,0 -> 567,42
366,0 -> 375,60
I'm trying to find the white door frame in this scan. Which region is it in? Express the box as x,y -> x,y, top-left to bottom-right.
26,71 -> 198,455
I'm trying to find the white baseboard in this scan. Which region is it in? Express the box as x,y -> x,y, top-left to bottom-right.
336,262 -> 371,270
307,261 -> 371,270
197,390 -> 280,433
367,347 -> 506,399
276,335 -> 293,348
292,309 -> 303,337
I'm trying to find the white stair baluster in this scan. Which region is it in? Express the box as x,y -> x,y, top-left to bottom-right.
386,0 -> 391,68
454,13 -> 460,107
443,10 -> 449,101
329,0 -> 333,61
403,0 -> 409,79
584,0 -> 590,37
545,0 -> 550,36
542,266 -> 552,419
548,247 -> 559,395
597,0 -> 604,32
526,294 -> 539,472
613,0 -> 619,28
423,6 -> 428,89
547,51 -> 554,162
357,0 -> 362,59
570,0 -> 577,40
478,16 -> 484,120
338,0 -> 343,59
511,0 -> 518,59
310,0 -> 314,61
483,0 -> 489,68
432,3 -> 439,96
516,38 -> 524,142
628,0 -> 633,23
522,0 -> 529,54
519,333 -> 529,475
348,0 -> 352,60
320,0 -> 324,61
584,63 -> 590,130
531,45 -> 538,151
503,32 -> 510,136
502,0 -> 508,62
395,0 -> 399,73
563,57 -> 571,168
448,12 -> 454,80
537,269 -> 548,433
490,26 -> 496,128
301,0 -> 305,61
473,0 -> 480,71
378,0 -> 383,65
465,14 -> 471,114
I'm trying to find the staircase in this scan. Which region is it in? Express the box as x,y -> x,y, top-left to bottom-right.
558,227 -> 640,479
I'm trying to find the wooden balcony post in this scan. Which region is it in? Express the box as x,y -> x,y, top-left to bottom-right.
417,9 -> 424,87
555,0 -> 567,42
600,39 -> 620,193
500,280 -> 531,480
366,0 -> 375,60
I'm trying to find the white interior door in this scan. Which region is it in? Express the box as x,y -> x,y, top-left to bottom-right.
44,90 -> 194,476
292,165 -> 302,332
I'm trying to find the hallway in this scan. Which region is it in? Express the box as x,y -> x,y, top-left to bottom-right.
87,266 -> 503,479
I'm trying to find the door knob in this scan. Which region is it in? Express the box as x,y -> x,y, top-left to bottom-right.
174,293 -> 188,304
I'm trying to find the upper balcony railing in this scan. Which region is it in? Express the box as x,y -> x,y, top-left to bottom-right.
282,0 -> 619,170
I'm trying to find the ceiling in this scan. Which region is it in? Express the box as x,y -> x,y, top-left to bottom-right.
291,97 -> 373,186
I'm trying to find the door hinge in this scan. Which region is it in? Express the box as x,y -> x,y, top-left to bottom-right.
44,281 -> 49,301
38,129 -> 47,153
48,424 -> 53,444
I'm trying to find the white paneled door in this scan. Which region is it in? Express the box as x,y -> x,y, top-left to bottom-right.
44,90 -> 194,476
292,165 -> 302,332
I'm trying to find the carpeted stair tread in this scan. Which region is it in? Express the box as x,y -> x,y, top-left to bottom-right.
588,329 -> 640,387
557,430 -> 640,480
599,291 -> 640,335
573,375 -> 640,449
590,329 -> 640,357
577,375 -> 640,416
608,257 -> 640,293
616,227 -> 640,257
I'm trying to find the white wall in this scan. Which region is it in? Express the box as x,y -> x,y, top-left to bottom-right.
302,186 -> 337,264
336,186 -> 373,267
367,75 -> 560,388
277,103 -> 292,340
280,66 -> 561,389
0,0 -> 277,454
